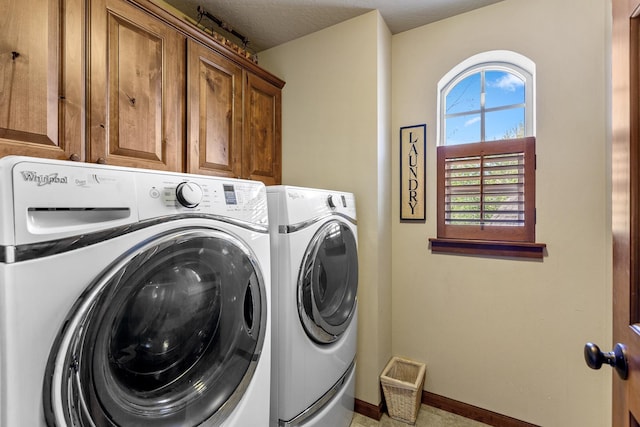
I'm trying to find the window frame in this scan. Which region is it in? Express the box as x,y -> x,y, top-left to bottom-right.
431,51 -> 545,259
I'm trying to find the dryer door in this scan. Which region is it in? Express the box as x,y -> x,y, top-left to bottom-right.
44,228 -> 266,427
297,220 -> 358,344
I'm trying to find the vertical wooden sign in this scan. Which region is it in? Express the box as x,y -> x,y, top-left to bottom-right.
400,124 -> 426,221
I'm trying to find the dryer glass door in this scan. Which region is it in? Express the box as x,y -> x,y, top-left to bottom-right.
44,228 -> 266,427
298,220 -> 358,344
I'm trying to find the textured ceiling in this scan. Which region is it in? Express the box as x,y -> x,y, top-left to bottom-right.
163,0 -> 504,52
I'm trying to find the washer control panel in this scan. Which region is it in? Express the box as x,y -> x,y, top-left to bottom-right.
175,182 -> 204,208
138,174 -> 267,226
4,157 -> 268,245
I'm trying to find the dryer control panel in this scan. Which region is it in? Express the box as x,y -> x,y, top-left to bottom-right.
267,185 -> 357,226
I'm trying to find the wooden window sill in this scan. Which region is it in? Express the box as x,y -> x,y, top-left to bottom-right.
428,238 -> 547,259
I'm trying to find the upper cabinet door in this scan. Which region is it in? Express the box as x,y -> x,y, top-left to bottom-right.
243,73 -> 282,185
186,39 -> 243,178
89,0 -> 185,171
0,0 -> 84,161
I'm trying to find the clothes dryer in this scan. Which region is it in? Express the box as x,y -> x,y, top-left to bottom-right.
0,156 -> 271,426
267,185 -> 358,427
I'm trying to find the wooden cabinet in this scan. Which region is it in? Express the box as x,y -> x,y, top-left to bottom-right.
0,0 -> 84,161
0,0 -> 284,184
187,40 -> 282,183
244,73 -> 282,185
187,39 -> 243,178
89,0 -> 185,171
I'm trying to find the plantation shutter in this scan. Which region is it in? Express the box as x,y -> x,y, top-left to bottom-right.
436,137 -> 535,242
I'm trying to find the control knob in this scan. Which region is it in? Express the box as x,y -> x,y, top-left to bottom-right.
327,195 -> 336,208
176,182 -> 203,208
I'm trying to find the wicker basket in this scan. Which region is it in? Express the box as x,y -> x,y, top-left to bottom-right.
380,356 -> 426,425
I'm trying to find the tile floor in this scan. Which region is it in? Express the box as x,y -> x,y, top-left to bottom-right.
349,405 -> 491,427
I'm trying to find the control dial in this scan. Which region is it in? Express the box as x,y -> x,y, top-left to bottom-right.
176,182 -> 203,208
327,195 -> 336,208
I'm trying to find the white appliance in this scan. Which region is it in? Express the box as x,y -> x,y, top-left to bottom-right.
0,156 -> 271,426
267,185 -> 358,427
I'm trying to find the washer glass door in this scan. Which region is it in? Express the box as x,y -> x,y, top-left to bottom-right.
297,220 -> 358,344
44,228 -> 266,427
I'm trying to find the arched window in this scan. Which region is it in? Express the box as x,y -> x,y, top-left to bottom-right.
430,51 -> 545,258
437,51 -> 535,146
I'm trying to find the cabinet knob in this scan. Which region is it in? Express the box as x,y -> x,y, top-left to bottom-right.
96,157 -> 106,165
69,154 -> 80,162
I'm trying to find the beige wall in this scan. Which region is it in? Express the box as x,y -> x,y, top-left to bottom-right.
391,0 -> 612,425
261,0 -> 612,425
259,11 -> 393,405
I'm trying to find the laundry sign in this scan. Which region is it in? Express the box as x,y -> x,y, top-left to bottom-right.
400,124 -> 426,221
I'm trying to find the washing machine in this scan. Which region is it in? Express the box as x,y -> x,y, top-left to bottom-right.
0,156 -> 271,426
267,185 -> 358,427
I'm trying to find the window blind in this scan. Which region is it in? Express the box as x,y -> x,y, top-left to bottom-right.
445,151 -> 526,226
437,137 -> 535,242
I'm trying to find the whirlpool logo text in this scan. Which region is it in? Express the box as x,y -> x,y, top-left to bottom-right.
20,171 -> 69,186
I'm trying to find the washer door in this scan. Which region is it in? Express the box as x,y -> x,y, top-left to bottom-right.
44,228 -> 266,426
297,220 -> 358,344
